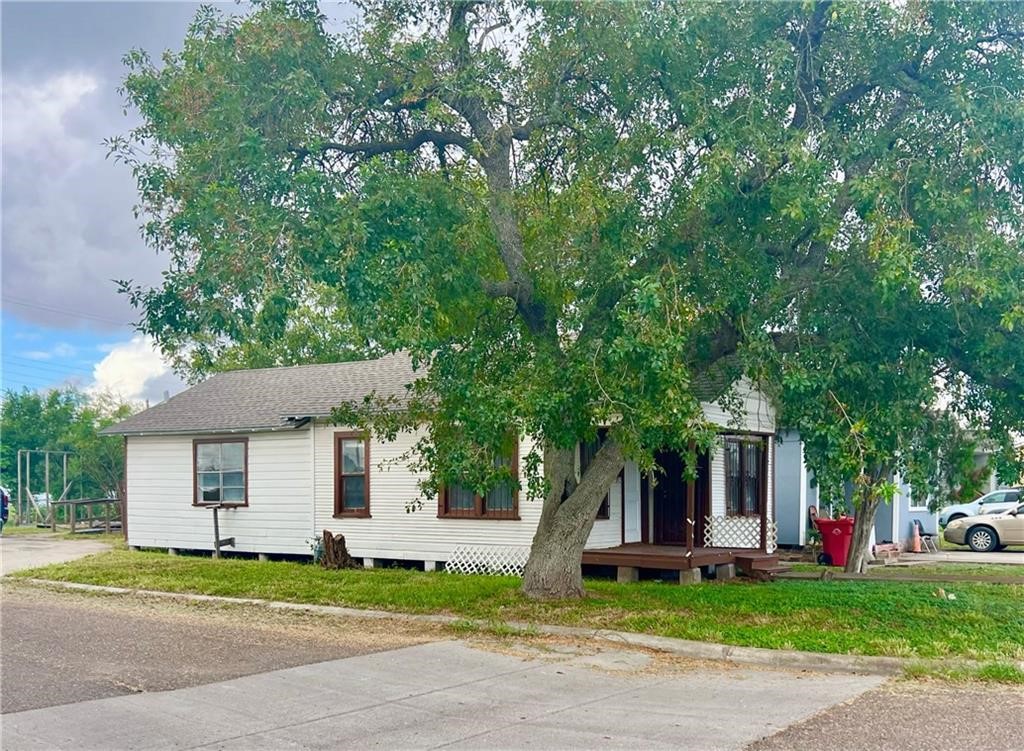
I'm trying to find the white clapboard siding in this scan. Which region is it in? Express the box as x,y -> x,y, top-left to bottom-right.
701,377 -> 776,433
313,424 -> 633,560
622,462 -> 642,543
585,473 -> 623,549
314,425 -> 546,561
126,430 -> 313,555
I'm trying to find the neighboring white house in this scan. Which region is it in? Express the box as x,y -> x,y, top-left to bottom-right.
103,353 -> 778,572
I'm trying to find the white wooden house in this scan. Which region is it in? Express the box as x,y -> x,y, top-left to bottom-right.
104,353 -> 780,576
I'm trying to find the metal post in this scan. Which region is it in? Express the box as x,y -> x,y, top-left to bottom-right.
25,451 -> 31,524
47,452 -> 56,531
63,454 -> 70,529
213,506 -> 221,559
16,450 -> 23,526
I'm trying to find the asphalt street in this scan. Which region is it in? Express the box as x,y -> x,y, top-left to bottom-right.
749,681 -> 1024,751
0,583 -> 430,714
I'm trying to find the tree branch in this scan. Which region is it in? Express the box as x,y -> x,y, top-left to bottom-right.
790,0 -> 833,131
510,114 -> 564,140
824,81 -> 878,121
292,129 -> 475,159
324,130 -> 474,156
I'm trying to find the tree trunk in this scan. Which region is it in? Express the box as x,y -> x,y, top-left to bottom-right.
521,439 -> 625,599
845,494 -> 881,573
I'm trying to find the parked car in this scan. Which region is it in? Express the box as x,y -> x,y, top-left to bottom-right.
938,488 -> 1021,527
943,504 -> 1024,552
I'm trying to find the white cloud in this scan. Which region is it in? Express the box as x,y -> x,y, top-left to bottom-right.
89,335 -> 184,404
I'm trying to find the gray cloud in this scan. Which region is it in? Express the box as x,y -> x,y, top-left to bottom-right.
2,2 -> 216,331
2,1 -> 356,339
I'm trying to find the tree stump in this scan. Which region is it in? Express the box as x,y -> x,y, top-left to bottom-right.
321,530 -> 357,570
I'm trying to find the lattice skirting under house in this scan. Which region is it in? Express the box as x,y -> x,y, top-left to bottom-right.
704,516 -> 778,553
444,545 -> 531,576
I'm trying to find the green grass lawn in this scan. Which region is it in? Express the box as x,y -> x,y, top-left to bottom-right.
15,549 -> 1024,664
1,526 -> 126,546
2,525 -> 55,536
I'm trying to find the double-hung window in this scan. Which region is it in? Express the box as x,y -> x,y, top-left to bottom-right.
439,447 -> 519,520
724,437 -> 763,516
194,439 -> 247,506
334,433 -> 370,517
579,431 -> 611,520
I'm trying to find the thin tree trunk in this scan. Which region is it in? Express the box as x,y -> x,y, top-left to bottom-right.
521,439 -> 625,599
845,480 -> 884,573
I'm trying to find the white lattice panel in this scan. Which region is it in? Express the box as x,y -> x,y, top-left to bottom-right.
444,545 -> 530,576
704,516 -> 778,553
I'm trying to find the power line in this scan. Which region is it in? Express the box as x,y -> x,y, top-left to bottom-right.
1,297 -> 134,326
1,364 -> 80,384
1,358 -> 94,378
1,373 -> 70,391
1,364 -> 90,382
4,354 -> 97,372
3,356 -> 96,376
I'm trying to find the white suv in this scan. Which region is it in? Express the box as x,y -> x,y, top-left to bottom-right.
938,488 -> 1022,527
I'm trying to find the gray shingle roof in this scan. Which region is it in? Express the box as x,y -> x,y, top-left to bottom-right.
101,352 -> 419,435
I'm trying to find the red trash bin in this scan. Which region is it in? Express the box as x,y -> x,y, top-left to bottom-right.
814,517 -> 855,567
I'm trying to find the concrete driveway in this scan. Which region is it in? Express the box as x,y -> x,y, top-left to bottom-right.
0,534 -> 110,575
3,641 -> 885,751
909,550 -> 1024,564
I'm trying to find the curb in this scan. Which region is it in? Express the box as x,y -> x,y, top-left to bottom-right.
775,570 -> 1024,585
13,577 -> 1012,678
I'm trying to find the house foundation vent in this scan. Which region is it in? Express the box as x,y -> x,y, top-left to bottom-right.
444,545 -> 530,576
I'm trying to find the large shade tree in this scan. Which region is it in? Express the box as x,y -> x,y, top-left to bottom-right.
114,1 -> 1024,597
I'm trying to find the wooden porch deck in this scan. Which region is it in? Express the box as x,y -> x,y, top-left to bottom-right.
581,543 -> 779,572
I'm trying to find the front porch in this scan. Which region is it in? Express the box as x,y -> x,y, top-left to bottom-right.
581,542 -> 785,581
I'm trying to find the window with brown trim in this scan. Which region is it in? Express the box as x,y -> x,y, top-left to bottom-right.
579,432 -> 610,520
725,437 -> 763,516
438,446 -> 519,520
193,439 -> 248,506
334,433 -> 370,517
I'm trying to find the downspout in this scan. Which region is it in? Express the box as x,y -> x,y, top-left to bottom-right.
310,419 -> 317,549
797,438 -> 808,546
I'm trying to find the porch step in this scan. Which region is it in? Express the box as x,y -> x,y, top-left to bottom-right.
734,553 -> 783,573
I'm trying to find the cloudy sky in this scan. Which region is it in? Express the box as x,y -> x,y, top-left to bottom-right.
1,1 -> 353,404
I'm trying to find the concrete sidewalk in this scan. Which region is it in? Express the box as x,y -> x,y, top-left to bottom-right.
2,641 -> 885,751
0,535 -> 110,575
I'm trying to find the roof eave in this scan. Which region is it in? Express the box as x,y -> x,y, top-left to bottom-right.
103,423 -> 310,438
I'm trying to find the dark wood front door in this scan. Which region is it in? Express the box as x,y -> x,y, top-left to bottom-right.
653,449 -> 710,546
